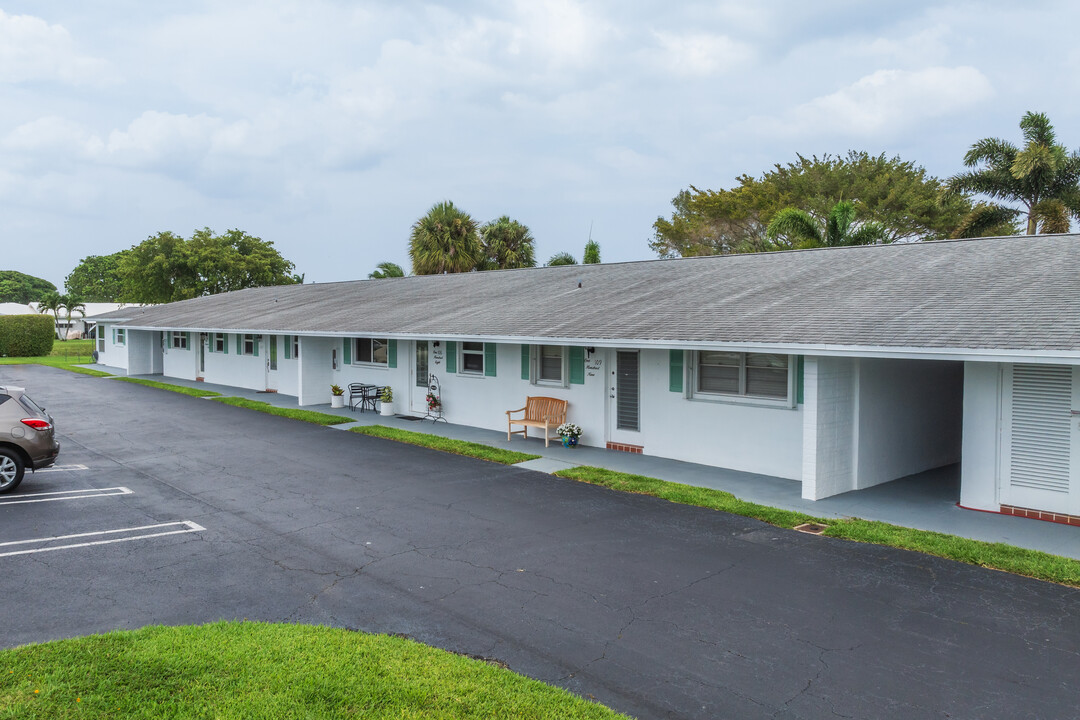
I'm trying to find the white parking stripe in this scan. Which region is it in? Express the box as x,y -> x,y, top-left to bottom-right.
35,464 -> 89,473
0,487 -> 133,505
0,521 -> 205,558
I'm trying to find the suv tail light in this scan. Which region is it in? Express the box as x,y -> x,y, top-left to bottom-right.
21,418 -> 52,431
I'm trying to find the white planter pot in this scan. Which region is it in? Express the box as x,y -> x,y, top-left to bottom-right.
331,395 -> 344,408
379,401 -> 394,416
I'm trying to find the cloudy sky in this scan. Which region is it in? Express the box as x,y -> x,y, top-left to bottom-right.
2,1 -> 1078,289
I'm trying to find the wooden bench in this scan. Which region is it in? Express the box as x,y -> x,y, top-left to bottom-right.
506,396 -> 568,447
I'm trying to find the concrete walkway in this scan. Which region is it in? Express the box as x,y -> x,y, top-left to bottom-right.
93,368 -> 1080,560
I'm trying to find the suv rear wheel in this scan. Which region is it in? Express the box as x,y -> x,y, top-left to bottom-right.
0,448 -> 25,493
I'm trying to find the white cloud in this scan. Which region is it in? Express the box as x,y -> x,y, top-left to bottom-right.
649,31 -> 753,76
753,66 -> 994,138
0,10 -> 112,85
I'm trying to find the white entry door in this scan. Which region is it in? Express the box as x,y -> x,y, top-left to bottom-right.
606,349 -> 642,447
265,335 -> 279,391
1000,364 -> 1080,515
410,341 -> 430,415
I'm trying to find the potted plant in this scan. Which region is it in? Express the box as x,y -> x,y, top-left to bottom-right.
330,384 -> 345,408
556,422 -> 582,448
379,386 -> 394,416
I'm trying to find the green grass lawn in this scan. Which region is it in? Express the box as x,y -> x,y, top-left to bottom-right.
0,622 -> 628,719
212,397 -> 352,425
554,466 -> 1080,587
351,425 -> 541,465
0,339 -> 111,377
111,377 -> 221,397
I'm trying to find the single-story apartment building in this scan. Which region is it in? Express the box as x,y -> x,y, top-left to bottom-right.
89,234 -> 1080,525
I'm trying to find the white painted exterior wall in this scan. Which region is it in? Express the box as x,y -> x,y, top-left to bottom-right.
96,323 -> 130,372
802,356 -> 857,500
960,361 -> 1001,512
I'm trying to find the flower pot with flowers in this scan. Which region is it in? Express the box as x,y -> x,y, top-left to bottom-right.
379,386 -> 395,416
330,384 -> 345,408
556,422 -> 582,448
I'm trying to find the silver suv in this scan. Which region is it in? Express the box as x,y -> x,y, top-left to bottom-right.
0,386 -> 60,493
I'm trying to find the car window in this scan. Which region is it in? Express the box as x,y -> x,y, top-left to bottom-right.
18,394 -> 44,415
0,394 -> 9,407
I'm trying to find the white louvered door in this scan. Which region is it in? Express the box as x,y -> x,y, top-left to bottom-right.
1001,364 -> 1080,514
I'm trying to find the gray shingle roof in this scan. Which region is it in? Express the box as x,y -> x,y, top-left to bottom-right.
90,234 -> 1080,354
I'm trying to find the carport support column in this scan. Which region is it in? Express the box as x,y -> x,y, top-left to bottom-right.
801,356 -> 859,500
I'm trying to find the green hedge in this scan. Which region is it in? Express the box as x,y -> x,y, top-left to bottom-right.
0,314 -> 55,357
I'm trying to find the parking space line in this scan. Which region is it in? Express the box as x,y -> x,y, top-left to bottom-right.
0,521 -> 205,558
35,464 -> 90,473
0,487 -> 133,506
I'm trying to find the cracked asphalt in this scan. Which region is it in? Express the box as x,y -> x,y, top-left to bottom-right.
1,365 -> 1078,719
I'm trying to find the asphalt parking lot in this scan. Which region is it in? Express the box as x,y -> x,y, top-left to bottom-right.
1,364 -> 1078,719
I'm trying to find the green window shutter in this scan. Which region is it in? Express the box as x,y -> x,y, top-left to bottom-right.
236,335 -> 242,354
111,327 -> 115,343
484,343 -> 497,377
669,349 -> 684,393
283,335 -> 291,359
343,338 -> 351,364
223,334 -> 228,354
445,341 -> 457,373
388,339 -> 397,368
253,336 -> 259,357
797,355 -> 804,405
185,332 -> 191,349
521,345 -> 530,380
569,346 -> 585,385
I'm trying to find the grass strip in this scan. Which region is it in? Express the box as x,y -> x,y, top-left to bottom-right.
554,466 -> 1080,587
0,621 -> 628,720
212,396 -> 349,425
112,377 -> 221,397
352,425 -> 541,465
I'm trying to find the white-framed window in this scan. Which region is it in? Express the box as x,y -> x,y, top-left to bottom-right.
243,334 -> 255,355
292,335 -> 300,359
213,333 -> 226,352
693,351 -> 792,403
171,331 -> 188,350
538,345 -> 564,383
353,337 -> 388,365
115,328 -> 126,346
461,341 -> 485,374
96,326 -> 105,353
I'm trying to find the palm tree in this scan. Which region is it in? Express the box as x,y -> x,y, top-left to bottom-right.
766,200 -> 888,250
59,294 -> 86,340
479,216 -> 537,270
37,291 -> 63,340
945,111 -> 1080,235
408,201 -> 482,275
583,239 -> 601,264
545,252 -> 578,266
368,262 -> 405,279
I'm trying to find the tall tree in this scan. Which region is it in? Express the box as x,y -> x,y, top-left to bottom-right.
766,200 -> 888,250
479,216 -> 537,270
945,111 -> 1080,236
583,239 -> 601,264
120,229 -> 300,303
409,201 -> 482,275
652,152 -> 974,258
65,251 -> 132,302
368,262 -> 406,279
57,294 -> 86,341
36,291 -> 63,339
0,271 -> 57,304
545,252 -> 578,266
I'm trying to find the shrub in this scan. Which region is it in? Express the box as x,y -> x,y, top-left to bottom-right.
0,314 -> 55,357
